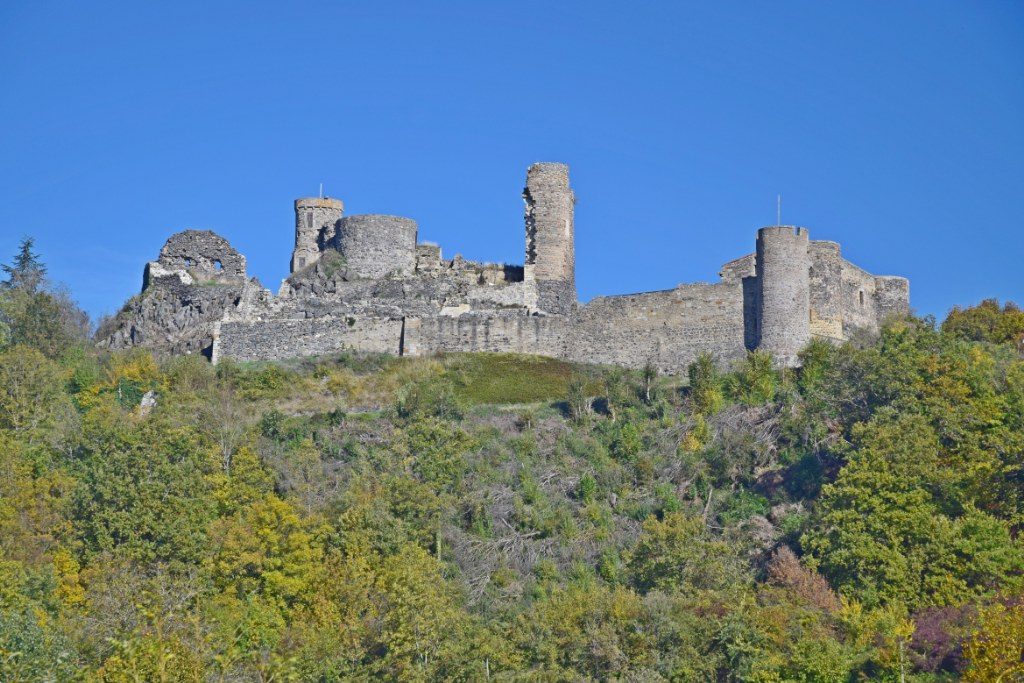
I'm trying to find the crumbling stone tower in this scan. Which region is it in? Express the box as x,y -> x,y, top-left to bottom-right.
524,163 -> 576,314
755,226 -> 811,366
292,197 -> 343,273
333,214 -> 418,279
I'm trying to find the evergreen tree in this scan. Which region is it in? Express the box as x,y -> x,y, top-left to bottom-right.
1,237 -> 46,293
0,237 -> 87,356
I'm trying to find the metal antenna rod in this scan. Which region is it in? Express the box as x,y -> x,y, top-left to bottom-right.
319,183 -> 324,199
777,194 -> 781,226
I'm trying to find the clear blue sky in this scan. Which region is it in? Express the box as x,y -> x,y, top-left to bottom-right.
1,1 -> 1021,321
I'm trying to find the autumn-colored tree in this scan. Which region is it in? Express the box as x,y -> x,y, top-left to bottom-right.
943,298 -> 1024,348
962,599 -> 1024,682
207,495 -> 322,609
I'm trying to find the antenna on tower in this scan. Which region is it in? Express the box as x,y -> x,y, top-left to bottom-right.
319,183 -> 324,199
777,194 -> 781,226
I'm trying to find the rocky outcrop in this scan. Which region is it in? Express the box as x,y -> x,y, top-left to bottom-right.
99,230 -> 268,357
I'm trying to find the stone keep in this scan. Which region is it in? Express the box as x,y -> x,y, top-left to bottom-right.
100,162 -> 910,372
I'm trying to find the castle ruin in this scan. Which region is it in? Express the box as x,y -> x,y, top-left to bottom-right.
100,162 -> 910,371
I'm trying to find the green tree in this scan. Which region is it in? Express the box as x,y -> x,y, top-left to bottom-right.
0,346 -> 76,442
1,238 -> 46,293
688,352 -> 724,415
804,411 -> 1022,609
511,580 -> 648,679
207,494 -> 321,609
72,414 -> 217,565
729,350 -> 778,405
962,599 -> 1024,682
943,298 -> 1024,348
0,558 -> 80,681
372,543 -> 470,680
627,511 -> 746,596
0,239 -> 87,357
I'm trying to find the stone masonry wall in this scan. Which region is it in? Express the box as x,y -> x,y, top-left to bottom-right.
103,162 -> 911,373
292,198 -> 343,273
524,163 -> 575,314
215,316 -> 404,362
404,314 -> 568,358
809,241 -> 845,341
333,214 -> 418,279
756,227 -> 811,365
571,283 -> 747,372
155,230 -> 247,282
838,259 -> 882,336
402,282 -> 747,372
875,276 -> 910,320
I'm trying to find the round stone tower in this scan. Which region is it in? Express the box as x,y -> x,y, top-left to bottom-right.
336,214 -> 418,279
756,226 -> 811,366
523,162 -> 576,314
292,198 -> 343,273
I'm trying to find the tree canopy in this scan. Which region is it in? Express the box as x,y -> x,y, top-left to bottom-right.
0,243 -> 1021,680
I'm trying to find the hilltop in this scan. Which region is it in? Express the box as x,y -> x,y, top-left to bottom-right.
1,239 -> 1023,680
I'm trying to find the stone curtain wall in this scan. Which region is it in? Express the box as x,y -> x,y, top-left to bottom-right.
875,276 -> 910,320
809,241 -> 845,341
836,259 -> 881,336
215,280 -> 747,372
394,283 -> 745,372
571,284 -> 748,372
404,314 -> 569,358
215,317 -> 404,362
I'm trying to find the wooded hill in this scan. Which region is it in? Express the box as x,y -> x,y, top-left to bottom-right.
1,238 -> 1023,681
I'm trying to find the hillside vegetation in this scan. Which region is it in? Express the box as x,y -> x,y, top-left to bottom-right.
1,239 -> 1023,681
